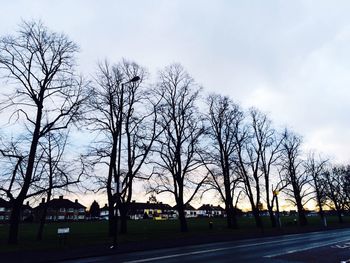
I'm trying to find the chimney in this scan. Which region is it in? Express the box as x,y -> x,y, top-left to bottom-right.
26,201 -> 29,206
75,199 -> 78,203
42,198 -> 45,204
59,195 -> 63,200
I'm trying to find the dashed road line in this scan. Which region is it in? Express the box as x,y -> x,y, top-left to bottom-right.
264,238 -> 350,258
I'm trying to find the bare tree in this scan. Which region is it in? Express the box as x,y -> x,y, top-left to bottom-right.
85,60 -> 159,237
257,112 -> 286,228
150,64 -> 206,232
280,130 -> 310,226
234,108 -> 274,228
342,166 -> 350,211
305,152 -> 328,227
0,21 -> 85,244
204,94 -> 243,229
324,165 -> 350,223
116,61 -> 161,235
35,130 -> 82,241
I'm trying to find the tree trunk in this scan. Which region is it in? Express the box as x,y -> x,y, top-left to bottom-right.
253,208 -> 263,228
112,210 -> 119,248
37,169 -> 53,241
225,206 -> 233,229
318,206 -> 327,227
8,106 -> 43,244
8,200 -> 21,244
119,205 -> 128,234
267,206 -> 277,228
36,210 -> 46,241
36,195 -> 51,241
337,209 -> 343,223
297,204 -> 308,226
232,208 -> 238,229
225,202 -> 238,229
108,199 -> 115,237
177,204 -> 188,232
294,186 -> 308,226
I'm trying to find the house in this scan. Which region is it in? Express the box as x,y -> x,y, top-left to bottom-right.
22,201 -> 33,221
0,198 -> 11,222
128,201 -> 175,220
173,203 -> 198,218
100,204 -> 109,220
34,196 -> 86,221
98,202 -> 175,220
0,198 -> 33,222
260,209 -> 270,216
197,204 -> 225,217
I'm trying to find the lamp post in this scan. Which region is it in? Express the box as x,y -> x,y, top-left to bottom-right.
116,76 -> 140,197
111,75 -> 140,249
273,190 -> 281,228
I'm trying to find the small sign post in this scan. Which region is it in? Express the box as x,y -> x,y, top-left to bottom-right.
57,227 -> 70,245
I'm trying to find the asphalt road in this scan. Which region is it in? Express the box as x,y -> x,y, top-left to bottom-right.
61,228 -> 350,263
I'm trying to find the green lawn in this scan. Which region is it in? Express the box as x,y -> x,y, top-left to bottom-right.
0,216 -> 348,253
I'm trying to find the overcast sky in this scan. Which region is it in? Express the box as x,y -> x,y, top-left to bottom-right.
1,0 -> 349,163
1,1 -> 350,206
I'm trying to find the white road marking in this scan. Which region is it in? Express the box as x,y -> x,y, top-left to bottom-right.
122,235 -> 319,263
123,248 -> 235,263
332,242 -> 350,249
264,237 -> 350,258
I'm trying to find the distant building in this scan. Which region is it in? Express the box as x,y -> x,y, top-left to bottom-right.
34,196 -> 86,221
128,201 -> 175,220
197,204 -> 225,217
0,198 -> 11,221
173,204 -> 198,218
100,204 -> 109,220
99,201 -> 176,220
22,201 -> 33,221
0,198 -> 33,222
259,209 -> 270,216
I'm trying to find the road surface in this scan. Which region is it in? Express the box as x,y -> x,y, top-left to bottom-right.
61,228 -> 350,263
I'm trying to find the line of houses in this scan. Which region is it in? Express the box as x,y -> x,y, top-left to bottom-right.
1,196 -> 332,223
0,196 -> 227,222
0,196 -> 86,222
101,202 -> 226,220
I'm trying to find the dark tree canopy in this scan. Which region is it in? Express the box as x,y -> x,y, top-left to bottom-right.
89,200 -> 100,218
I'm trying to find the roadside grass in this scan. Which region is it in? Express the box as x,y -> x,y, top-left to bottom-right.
0,216 -> 349,253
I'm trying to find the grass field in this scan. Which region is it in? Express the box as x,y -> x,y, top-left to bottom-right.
0,216 -> 349,253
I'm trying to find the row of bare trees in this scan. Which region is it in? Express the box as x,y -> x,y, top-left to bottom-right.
0,21 -> 349,245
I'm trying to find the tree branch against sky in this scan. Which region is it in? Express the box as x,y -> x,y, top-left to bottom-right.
280,130 -> 310,226
305,152 -> 329,227
85,59 -> 161,236
149,64 -> 206,232
204,94 -> 243,229
1,3 -> 350,246
0,20 -> 85,244
1,1 -> 350,163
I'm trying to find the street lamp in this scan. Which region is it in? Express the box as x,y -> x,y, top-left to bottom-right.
111,75 -> 140,249
116,75 -> 140,195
